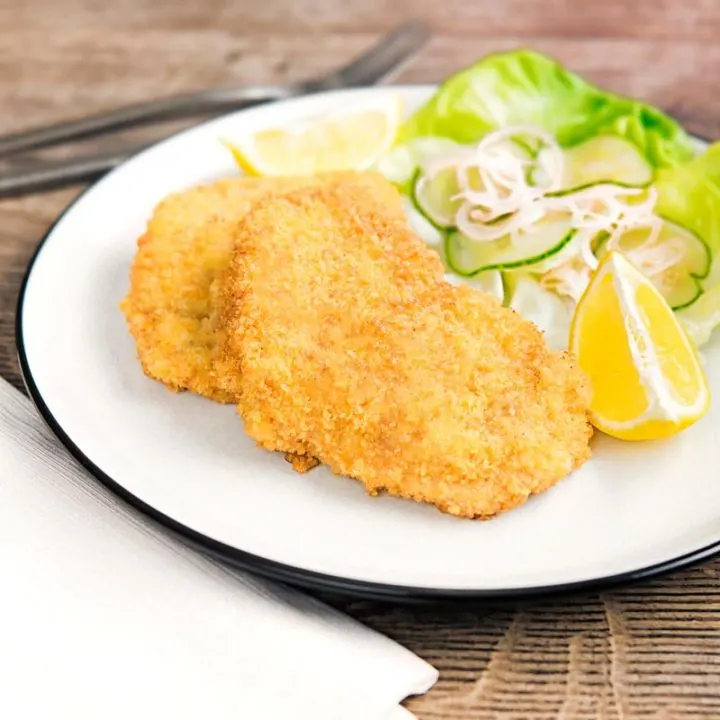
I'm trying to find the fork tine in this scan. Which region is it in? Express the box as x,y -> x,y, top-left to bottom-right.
0,22 -> 430,196
0,21 -> 429,157
306,20 -> 430,91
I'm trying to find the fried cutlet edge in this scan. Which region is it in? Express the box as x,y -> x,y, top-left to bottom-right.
218,180 -> 593,518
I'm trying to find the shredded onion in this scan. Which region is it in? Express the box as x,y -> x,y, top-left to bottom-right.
456,199 -> 546,243
540,254 -> 594,302
452,126 -> 564,227
607,221 -> 687,280
437,128 -> 662,251
415,125 -> 690,309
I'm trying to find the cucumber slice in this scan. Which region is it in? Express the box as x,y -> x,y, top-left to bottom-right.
493,137 -> 537,162
515,228 -> 597,275
678,283 -> 720,347
413,167 -> 462,230
701,254 -> 720,292
547,180 -> 651,199
596,220 -> 710,310
412,134 -> 547,228
562,135 -> 653,189
445,212 -> 576,276
509,136 -> 540,160
444,270 -> 505,303
402,197 -> 445,247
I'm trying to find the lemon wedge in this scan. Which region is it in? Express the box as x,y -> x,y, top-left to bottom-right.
569,251 -> 710,441
223,95 -> 402,176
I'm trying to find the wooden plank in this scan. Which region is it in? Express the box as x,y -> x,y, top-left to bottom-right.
0,33 -> 718,138
2,0 -> 720,40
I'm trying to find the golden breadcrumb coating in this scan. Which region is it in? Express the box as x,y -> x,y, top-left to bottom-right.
222,179 -> 593,519
120,177 -> 303,402
120,172 -> 402,403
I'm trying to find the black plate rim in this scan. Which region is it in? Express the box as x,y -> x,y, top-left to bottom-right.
13,99 -> 720,601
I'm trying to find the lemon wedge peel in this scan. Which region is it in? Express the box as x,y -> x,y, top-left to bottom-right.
570,251 -> 710,440
222,94 -> 403,177
219,137 -> 259,176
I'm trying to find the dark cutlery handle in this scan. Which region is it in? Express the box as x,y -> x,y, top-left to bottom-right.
0,149 -> 138,197
0,87 -> 290,157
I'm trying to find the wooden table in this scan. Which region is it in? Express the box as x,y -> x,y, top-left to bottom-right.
3,1 -> 720,717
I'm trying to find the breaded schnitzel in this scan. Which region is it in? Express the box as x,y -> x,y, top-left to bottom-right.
120,172 -> 403,403
221,180 -> 593,519
120,177 -> 306,402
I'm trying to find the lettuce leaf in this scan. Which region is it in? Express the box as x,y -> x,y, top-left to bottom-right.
654,143 -> 720,345
399,49 -> 694,169
655,143 -> 720,260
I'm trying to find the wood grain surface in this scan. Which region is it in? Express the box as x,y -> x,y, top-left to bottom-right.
2,1 -> 720,717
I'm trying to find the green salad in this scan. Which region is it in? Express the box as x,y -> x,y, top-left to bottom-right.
374,50 -> 720,350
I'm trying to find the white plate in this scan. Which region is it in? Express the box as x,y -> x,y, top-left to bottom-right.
17,86 -> 720,600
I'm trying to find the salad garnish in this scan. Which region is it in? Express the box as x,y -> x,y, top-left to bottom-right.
375,50 -> 720,351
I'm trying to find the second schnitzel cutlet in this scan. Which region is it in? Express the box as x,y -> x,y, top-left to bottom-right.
120,176 -> 309,403
120,171 -> 403,404
221,180 -> 593,519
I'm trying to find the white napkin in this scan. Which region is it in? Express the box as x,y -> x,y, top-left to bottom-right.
0,377 -> 437,719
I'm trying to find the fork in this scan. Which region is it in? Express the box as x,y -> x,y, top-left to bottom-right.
0,20 -> 428,197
